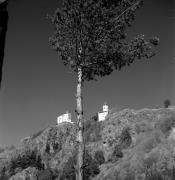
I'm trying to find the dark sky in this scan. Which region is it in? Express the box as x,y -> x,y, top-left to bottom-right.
0,0 -> 174,147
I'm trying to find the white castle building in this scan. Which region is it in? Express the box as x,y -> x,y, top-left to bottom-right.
57,111 -> 72,124
98,102 -> 109,121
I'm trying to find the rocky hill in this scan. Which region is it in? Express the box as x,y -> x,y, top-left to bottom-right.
0,107 -> 175,180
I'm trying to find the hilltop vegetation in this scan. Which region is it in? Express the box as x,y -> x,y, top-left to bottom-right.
0,107 -> 175,180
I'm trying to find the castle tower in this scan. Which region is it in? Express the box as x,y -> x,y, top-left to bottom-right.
103,102 -> 108,112
98,102 -> 109,121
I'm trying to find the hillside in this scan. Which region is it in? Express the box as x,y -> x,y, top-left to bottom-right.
0,107 -> 175,180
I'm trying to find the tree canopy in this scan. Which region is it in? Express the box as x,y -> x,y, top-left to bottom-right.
49,0 -> 159,82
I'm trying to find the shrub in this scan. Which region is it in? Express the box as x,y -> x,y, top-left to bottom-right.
45,144 -> 50,154
60,150 -> 100,180
84,120 -> 101,143
156,112 -> 175,134
52,142 -> 61,151
0,148 -> 4,154
145,167 -> 164,180
164,99 -> 171,108
9,150 -> 44,176
38,168 -> 56,180
83,151 -> 100,180
110,145 -> 123,163
119,127 -> 132,149
94,150 -> 105,165
0,166 -> 7,180
60,152 -> 76,180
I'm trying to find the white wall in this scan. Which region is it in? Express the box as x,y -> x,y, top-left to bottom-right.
98,111 -> 108,121
57,112 -> 71,124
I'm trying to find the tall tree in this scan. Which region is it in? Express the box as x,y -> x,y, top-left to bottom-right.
0,0 -> 8,86
49,0 -> 159,179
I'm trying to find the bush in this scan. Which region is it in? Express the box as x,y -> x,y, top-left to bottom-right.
45,144 -> 50,153
61,155 -> 76,180
156,112 -> 175,134
0,166 -> 7,180
164,99 -> 171,108
84,120 -> 102,143
83,151 -> 100,180
9,150 -> 44,176
0,147 -> 4,154
38,168 -> 57,180
119,127 -> 132,149
110,145 -> 123,163
53,142 -> 61,152
60,150 -> 100,180
94,151 -> 105,165
145,168 -> 164,180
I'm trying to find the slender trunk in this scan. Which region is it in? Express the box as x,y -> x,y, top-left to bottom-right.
76,66 -> 84,180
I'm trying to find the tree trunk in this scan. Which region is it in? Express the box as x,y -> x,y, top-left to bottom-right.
0,0 -> 8,86
76,66 -> 84,180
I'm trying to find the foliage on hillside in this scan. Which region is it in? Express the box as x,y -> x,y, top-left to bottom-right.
93,108 -> 175,180
0,107 -> 175,179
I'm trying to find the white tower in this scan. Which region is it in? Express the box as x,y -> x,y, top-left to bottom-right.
98,102 -> 109,121
103,102 -> 108,112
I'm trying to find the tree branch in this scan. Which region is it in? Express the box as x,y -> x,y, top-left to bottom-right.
115,0 -> 141,21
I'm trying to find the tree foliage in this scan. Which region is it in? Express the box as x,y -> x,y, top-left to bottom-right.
9,149 -> 44,176
49,0 -> 159,82
83,150 -> 100,180
164,99 -> 171,108
84,119 -> 102,143
60,150 -> 100,180
94,150 -> 105,165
